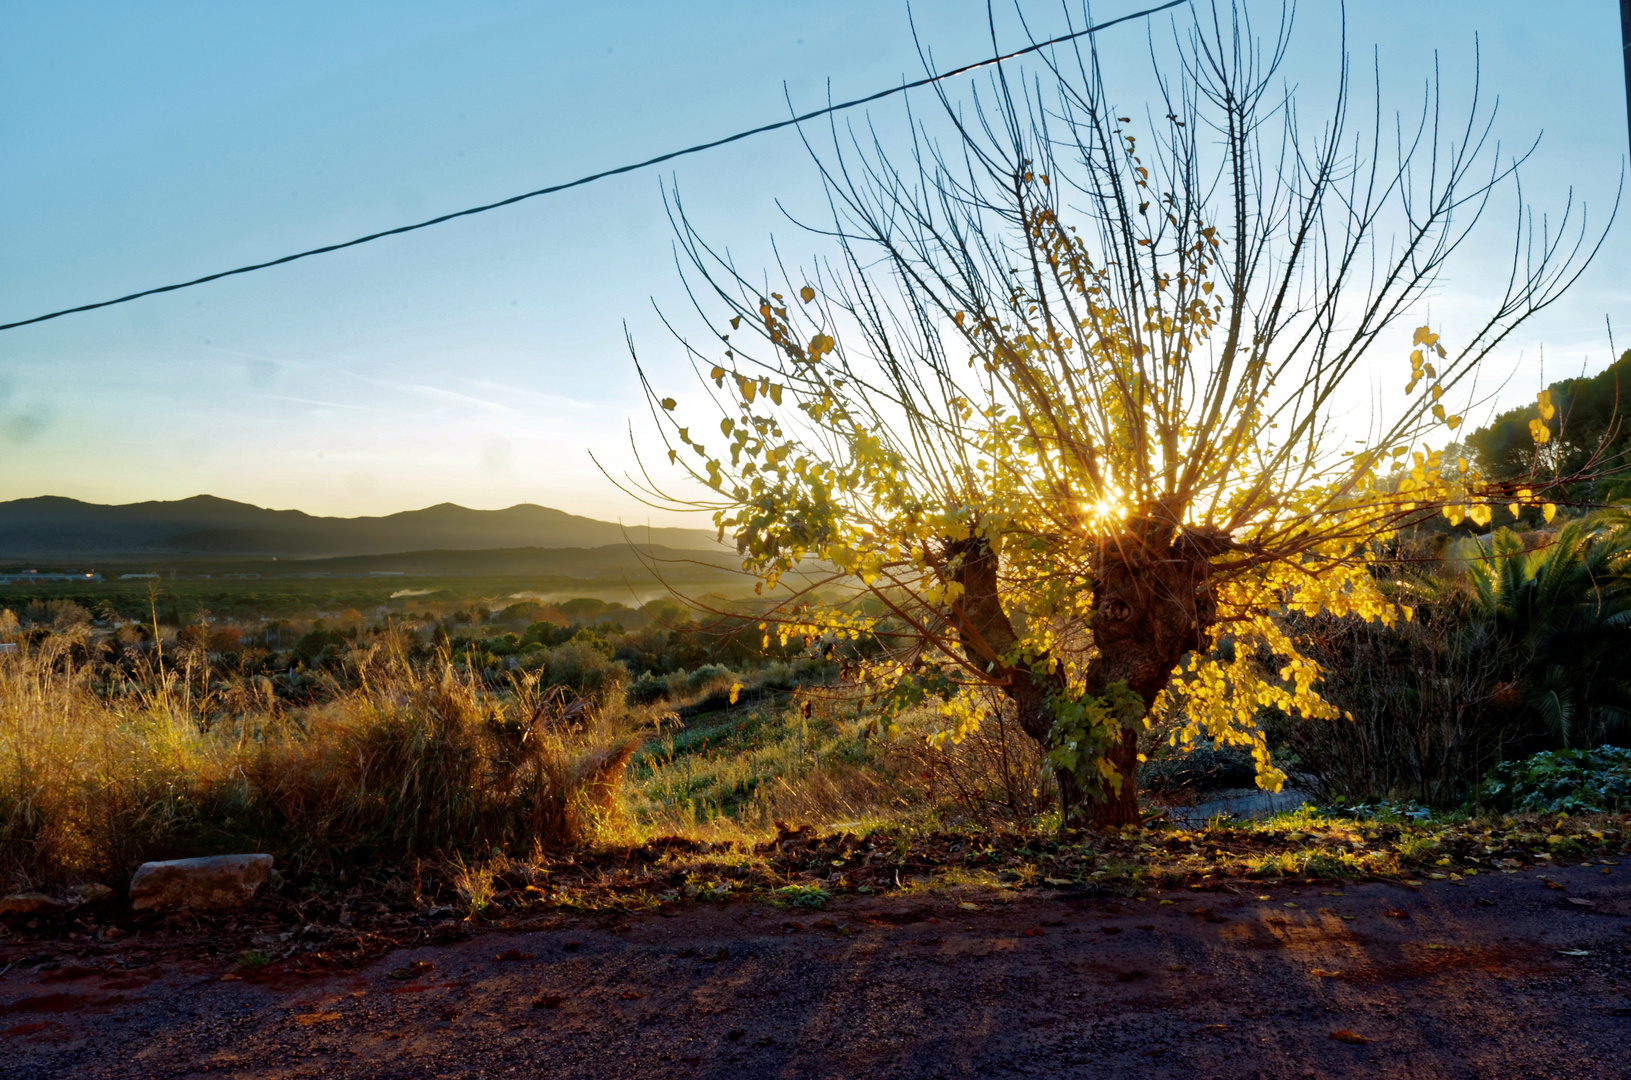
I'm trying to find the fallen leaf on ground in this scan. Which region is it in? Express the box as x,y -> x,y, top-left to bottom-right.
957,903 -> 981,912
1310,969 -> 1341,977
1043,877 -> 1073,886
619,990 -> 643,1000
532,992 -> 565,1009
1329,1030 -> 1369,1044
494,949 -> 533,962
387,961 -> 433,981
1384,910 -> 1410,919
295,1012 -> 340,1026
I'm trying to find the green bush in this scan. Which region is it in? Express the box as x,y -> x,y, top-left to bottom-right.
1470,745 -> 1631,814
291,628 -> 347,666
628,670 -> 669,705
544,641 -> 628,705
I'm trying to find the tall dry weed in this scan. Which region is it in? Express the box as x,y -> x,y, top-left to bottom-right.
0,639 -> 642,890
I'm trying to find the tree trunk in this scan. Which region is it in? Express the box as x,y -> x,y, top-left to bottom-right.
948,509 -> 1229,830
1078,506 -> 1229,828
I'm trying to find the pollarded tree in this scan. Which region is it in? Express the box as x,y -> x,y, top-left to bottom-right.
628,1 -> 1611,827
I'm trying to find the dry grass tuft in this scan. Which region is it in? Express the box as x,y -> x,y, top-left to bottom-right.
0,641 -> 644,890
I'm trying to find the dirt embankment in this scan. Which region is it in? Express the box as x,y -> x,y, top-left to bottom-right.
2,860 -> 1628,1080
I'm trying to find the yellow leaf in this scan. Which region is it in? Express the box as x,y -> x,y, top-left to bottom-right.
1537,388 -> 1555,420
721,418 -> 734,436
710,365 -> 725,382
728,682 -> 743,706
1543,502 -> 1557,523
1442,504 -> 1466,526
1529,417 -> 1550,445
1430,385 -> 1443,401
1468,503 -> 1492,527
730,316 -> 742,330
953,311 -> 966,327
1509,501 -> 1521,519
1432,404 -> 1445,421
799,286 -> 816,303
1445,415 -> 1462,430
1411,350 -> 1424,367
1413,326 -> 1431,345
660,397 -> 676,411
768,383 -> 783,405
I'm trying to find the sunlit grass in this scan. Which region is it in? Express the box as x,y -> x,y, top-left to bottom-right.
0,640 -> 640,889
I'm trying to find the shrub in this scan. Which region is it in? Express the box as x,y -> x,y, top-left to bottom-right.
0,640 -> 641,889
292,628 -> 347,666
628,670 -> 669,705
1140,743 -> 1258,794
1469,746 -> 1631,814
687,664 -> 733,692
544,641 -> 628,705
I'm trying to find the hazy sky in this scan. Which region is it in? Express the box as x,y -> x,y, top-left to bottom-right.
2,1 -> 1625,525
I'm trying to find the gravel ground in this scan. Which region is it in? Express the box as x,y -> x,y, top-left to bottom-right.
2,860 -> 1627,1079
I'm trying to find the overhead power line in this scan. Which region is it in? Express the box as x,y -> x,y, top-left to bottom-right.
0,0 -> 1187,334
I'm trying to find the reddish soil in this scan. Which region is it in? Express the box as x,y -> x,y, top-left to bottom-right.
2,860 -> 1627,1079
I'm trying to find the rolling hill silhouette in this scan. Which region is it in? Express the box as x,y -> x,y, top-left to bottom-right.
0,496 -> 718,559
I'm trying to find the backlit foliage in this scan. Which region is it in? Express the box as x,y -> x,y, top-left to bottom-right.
630,1 -> 1603,802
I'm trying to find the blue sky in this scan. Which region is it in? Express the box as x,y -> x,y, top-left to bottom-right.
1,1 -> 1625,525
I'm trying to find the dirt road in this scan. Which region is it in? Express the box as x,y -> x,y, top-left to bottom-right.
3,859 -> 1627,1079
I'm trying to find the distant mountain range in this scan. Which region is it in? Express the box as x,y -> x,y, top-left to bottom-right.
0,496 -> 719,560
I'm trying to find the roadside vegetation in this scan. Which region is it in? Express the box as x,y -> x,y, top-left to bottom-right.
1,503 -> 1628,914
1,0 -> 1627,940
